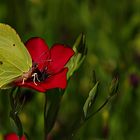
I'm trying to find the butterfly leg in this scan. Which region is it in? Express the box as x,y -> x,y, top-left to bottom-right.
22,78 -> 26,85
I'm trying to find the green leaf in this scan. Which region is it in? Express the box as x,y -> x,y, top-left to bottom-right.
83,82 -> 99,118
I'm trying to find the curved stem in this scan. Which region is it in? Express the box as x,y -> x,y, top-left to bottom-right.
69,95 -> 112,139
85,95 -> 111,121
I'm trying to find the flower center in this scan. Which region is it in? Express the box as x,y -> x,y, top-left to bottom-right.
33,68 -> 49,82
30,62 -> 49,84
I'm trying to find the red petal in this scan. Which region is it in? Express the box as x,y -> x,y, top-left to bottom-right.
4,133 -> 26,140
16,81 -> 46,92
41,68 -> 68,90
16,68 -> 68,92
47,44 -> 74,74
25,37 -> 50,70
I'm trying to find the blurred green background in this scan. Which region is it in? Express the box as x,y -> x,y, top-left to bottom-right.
0,0 -> 140,140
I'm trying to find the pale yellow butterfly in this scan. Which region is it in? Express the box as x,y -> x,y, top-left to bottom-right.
0,23 -> 32,89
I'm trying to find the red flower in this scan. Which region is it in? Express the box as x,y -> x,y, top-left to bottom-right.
4,133 -> 26,140
16,37 -> 74,92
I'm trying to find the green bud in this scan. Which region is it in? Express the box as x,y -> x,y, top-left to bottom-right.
66,33 -> 87,79
73,33 -> 87,55
109,77 -> 119,96
83,82 -> 99,118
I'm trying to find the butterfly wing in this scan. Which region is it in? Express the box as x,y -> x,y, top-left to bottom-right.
0,55 -> 24,88
0,23 -> 32,88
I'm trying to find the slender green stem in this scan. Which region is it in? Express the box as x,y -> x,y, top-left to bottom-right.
44,89 -> 64,140
44,94 -> 48,140
69,95 -> 112,139
85,95 -> 111,121
10,112 -> 23,138
9,87 -> 24,138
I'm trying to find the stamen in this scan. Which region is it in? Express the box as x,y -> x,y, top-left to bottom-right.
32,73 -> 37,85
32,73 -> 40,85
35,73 -> 41,82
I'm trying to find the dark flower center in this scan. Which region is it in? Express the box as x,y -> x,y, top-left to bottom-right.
30,62 -> 49,83
35,68 -> 49,82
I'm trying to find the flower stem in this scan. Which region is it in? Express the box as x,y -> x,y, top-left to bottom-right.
85,95 -> 112,121
9,87 -> 24,138
44,94 -> 48,140
44,89 -> 64,140
68,95 -> 112,139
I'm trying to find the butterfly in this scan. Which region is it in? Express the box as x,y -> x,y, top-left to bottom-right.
0,23 -> 33,89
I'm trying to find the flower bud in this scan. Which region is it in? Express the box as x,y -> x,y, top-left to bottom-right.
4,133 -> 26,140
66,33 -> 87,79
109,77 -> 119,97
